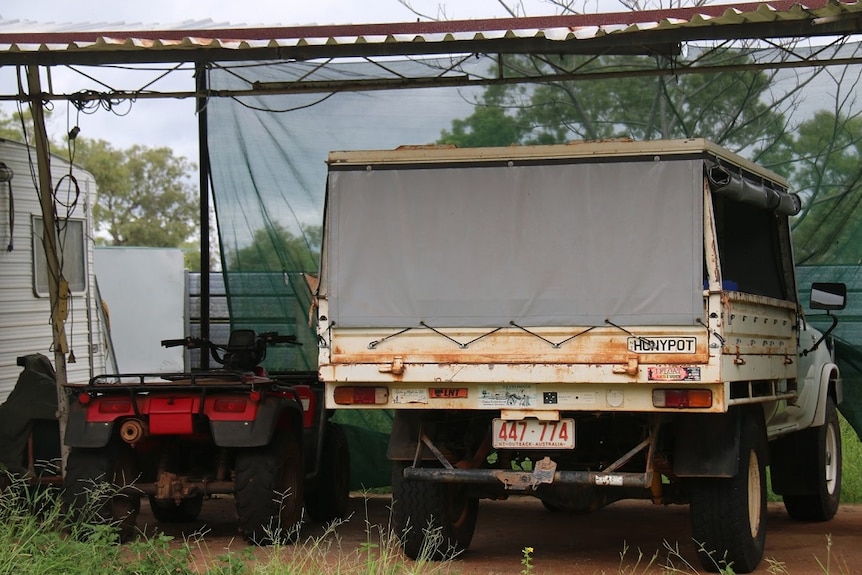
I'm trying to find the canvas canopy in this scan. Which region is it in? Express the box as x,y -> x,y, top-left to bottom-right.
324,156 -> 703,328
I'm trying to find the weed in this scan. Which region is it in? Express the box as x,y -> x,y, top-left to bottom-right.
520,546 -> 534,575
617,541 -> 658,574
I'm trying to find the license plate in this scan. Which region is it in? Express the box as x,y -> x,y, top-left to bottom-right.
492,418 -> 575,449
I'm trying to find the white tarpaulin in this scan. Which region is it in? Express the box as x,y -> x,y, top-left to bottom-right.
324,157 -> 703,328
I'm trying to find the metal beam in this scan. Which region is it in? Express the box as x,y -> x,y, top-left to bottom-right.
4,50 -> 862,104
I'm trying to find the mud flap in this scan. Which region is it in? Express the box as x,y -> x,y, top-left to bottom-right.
770,429 -> 817,495
673,411 -> 740,478
210,399 -> 302,448
387,410 -> 429,461
64,402 -> 114,448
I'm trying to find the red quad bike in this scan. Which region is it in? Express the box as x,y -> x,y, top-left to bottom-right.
62,329 -> 350,543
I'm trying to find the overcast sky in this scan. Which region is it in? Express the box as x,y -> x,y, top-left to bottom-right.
0,0 -> 603,161
1,0 -> 581,27
0,0 -> 794,162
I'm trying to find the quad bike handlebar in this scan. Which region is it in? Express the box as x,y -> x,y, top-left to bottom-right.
160,330 -> 300,372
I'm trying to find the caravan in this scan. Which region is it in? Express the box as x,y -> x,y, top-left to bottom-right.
0,137 -> 112,403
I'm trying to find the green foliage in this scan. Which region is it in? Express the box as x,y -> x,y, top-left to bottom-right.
838,415 -> 862,503
438,85 -> 531,147
1,108 -> 200,254
438,50 -> 789,156
773,110 -> 862,265
72,138 -> 199,248
0,475 -> 121,575
226,223 -> 320,273
0,107 -> 35,144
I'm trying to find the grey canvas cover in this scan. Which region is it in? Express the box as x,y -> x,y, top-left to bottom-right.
324,157 -> 704,328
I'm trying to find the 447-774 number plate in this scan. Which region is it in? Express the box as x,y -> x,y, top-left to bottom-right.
492,418 -> 575,449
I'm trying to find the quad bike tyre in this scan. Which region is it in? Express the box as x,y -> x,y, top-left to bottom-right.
391,461 -> 479,560
783,397 -> 842,521
235,429 -> 304,544
63,440 -> 140,541
305,422 -> 350,523
689,409 -> 768,574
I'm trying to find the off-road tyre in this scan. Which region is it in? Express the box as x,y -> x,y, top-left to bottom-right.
148,495 -> 204,523
63,440 -> 140,541
391,461 -> 479,560
235,429 -> 304,545
305,422 -> 351,523
689,409 -> 767,574
783,397 -> 842,521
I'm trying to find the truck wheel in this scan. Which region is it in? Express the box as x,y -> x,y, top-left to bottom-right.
783,397 -> 842,521
689,410 -> 767,574
235,429 -> 304,544
63,441 -> 140,541
391,461 -> 479,560
148,495 -> 204,523
305,422 -> 351,523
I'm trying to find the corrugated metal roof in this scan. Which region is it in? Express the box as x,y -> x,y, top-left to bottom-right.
0,0 -> 860,65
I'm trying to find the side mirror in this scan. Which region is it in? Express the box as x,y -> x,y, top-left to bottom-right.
810,282 -> 847,311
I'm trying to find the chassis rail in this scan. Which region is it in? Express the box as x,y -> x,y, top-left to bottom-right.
402,466 -> 652,490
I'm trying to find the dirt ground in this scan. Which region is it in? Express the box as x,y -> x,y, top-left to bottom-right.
137,495 -> 861,574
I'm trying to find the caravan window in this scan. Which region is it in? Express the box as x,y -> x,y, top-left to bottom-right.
32,216 -> 87,296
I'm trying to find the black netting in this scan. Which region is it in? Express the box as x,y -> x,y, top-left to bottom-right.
206,53 -> 862,486
207,58 -> 480,373
797,266 -> 862,440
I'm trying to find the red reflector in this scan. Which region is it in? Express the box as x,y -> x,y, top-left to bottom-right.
98,398 -> 132,413
78,392 -> 91,405
249,391 -> 262,402
333,386 -> 388,405
214,399 -> 248,413
292,385 -> 316,428
653,389 -> 712,408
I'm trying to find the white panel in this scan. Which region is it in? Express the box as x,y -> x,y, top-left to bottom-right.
95,247 -> 185,373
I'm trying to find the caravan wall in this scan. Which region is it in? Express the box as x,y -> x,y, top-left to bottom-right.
0,138 -> 111,403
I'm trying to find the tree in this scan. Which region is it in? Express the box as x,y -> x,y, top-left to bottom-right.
226,223 -> 320,273
2,108 -> 201,255
779,111 -> 862,265
72,138 -> 199,248
437,49 -> 798,161
0,106 -> 46,145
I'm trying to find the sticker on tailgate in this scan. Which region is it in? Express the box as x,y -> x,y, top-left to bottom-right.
647,366 -> 701,382
479,385 -> 537,408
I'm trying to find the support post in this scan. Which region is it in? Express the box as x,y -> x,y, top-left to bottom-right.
26,65 -> 71,470
196,62 -> 211,369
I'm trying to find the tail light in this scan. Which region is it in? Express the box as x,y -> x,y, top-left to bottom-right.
652,389 -> 712,408
98,398 -> 133,414
214,398 -> 248,413
333,386 -> 389,405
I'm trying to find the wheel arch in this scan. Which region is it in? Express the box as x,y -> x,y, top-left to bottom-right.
811,363 -> 841,428
211,396 -> 304,448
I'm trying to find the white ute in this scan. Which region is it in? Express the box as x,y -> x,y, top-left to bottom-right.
316,138 -> 847,573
